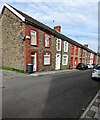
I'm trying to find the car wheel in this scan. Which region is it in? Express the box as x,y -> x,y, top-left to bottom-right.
92,77 -> 95,80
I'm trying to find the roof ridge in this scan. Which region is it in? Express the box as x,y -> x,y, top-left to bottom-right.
1,3 -> 25,21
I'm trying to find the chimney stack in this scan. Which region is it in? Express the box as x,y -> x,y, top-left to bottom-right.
84,44 -> 88,48
54,26 -> 61,32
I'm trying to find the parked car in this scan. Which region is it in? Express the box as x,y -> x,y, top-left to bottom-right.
92,65 -> 100,79
76,63 -> 88,70
92,64 -> 97,68
95,64 -> 100,68
86,64 -> 94,69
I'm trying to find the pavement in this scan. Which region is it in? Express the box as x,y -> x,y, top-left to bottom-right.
30,69 -> 78,76
80,90 -> 100,119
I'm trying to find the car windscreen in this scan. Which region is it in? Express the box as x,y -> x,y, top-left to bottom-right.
96,66 -> 100,70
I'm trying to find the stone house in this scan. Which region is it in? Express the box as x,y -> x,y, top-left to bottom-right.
0,3 -> 70,72
0,3 -> 98,72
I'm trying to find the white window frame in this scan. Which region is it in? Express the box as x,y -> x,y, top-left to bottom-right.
30,30 -> 37,45
64,41 -> 68,52
62,54 -> 68,65
44,52 -> 50,65
56,38 -> 61,51
45,34 -> 51,47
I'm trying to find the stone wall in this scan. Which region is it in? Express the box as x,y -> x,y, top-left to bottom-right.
38,30 -> 56,71
61,41 -> 69,70
24,24 -> 56,72
0,13 -> 2,67
1,8 -> 24,70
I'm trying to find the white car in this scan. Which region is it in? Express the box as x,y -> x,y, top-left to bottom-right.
92,65 -> 100,79
86,64 -> 94,69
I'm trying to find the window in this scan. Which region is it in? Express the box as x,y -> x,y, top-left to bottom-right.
62,55 -> 68,65
70,57 -> 73,65
43,52 -> 51,65
56,38 -> 61,51
80,48 -> 83,56
71,45 -> 74,54
44,34 -> 51,47
80,58 -> 82,63
76,46 -> 78,55
83,58 -> 85,63
83,51 -> 85,57
75,57 -> 78,65
30,30 -> 38,46
93,55 -> 96,64
64,41 -> 68,52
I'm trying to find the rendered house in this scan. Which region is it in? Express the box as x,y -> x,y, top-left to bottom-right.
69,44 -> 79,69
69,43 -> 97,68
0,3 -> 98,72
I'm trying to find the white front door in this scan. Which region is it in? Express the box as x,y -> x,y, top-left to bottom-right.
31,52 -> 37,71
55,54 -> 61,70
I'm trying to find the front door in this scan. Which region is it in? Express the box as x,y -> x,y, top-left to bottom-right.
55,54 -> 61,70
31,52 -> 37,71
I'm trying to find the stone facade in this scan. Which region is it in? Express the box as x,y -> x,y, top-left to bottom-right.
24,24 -> 57,72
1,8 -> 24,70
0,13 -> 2,68
61,40 -> 69,70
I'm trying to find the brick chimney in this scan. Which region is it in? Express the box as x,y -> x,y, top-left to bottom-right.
84,44 -> 88,48
54,26 -> 61,32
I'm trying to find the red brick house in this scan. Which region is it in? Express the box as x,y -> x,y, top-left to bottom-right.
0,3 -> 98,72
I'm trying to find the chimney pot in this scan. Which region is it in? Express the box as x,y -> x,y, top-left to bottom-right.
54,26 -> 61,32
84,44 -> 88,48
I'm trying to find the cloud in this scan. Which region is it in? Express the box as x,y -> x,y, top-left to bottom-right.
0,0 -> 99,2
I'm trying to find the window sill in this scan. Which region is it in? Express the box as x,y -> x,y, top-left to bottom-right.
31,44 -> 38,47
43,64 -> 51,66
62,64 -> 67,66
64,51 -> 68,52
45,46 -> 50,48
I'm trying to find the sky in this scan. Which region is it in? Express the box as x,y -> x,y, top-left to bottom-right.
0,0 -> 99,52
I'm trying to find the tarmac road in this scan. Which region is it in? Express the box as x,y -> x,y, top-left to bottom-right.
2,69 -> 100,118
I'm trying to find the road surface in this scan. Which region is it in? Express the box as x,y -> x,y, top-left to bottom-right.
2,69 -> 100,118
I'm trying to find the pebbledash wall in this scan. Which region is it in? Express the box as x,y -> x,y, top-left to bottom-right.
0,3 -> 99,72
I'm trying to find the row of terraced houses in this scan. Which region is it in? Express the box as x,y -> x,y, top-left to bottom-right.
0,3 -> 99,72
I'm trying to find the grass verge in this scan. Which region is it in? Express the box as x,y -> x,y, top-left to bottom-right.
0,67 -> 26,74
